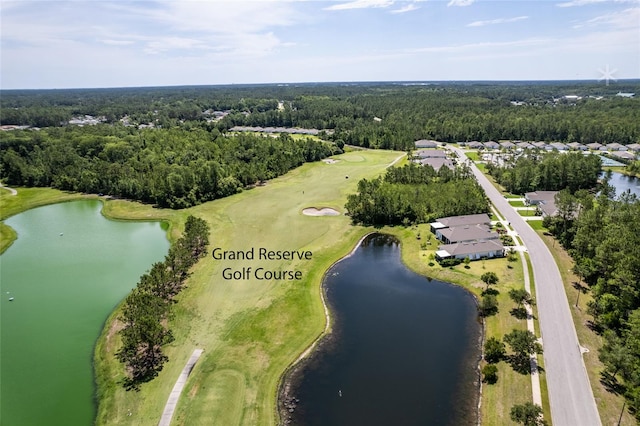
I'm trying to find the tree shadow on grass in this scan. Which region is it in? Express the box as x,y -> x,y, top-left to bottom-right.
510,307 -> 536,320
600,371 -> 626,396
481,288 -> 500,297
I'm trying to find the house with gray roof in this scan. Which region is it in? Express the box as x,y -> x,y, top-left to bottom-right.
417,157 -> 454,171
586,142 -> 603,150
567,142 -> 587,151
500,141 -> 516,150
550,142 -> 568,151
525,191 -> 559,217
436,240 -> 505,261
612,151 -> 636,161
415,139 -> 439,148
517,141 -> 534,150
437,224 -> 499,245
483,141 -> 500,150
606,143 -> 627,151
627,143 -> 640,152
430,213 -> 491,232
415,149 -> 447,158
532,141 -> 547,149
467,141 -> 484,149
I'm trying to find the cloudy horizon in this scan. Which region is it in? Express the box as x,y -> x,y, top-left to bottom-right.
1,0 -> 639,89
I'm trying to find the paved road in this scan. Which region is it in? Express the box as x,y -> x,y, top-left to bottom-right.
451,148 -> 601,426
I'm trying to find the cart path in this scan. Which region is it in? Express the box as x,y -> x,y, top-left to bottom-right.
158,348 -> 204,426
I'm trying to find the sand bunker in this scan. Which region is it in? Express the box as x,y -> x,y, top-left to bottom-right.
322,159 -> 339,164
302,207 -> 340,216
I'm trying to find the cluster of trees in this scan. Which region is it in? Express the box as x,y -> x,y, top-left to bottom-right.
0,126 -> 336,208
486,152 -> 602,194
344,163 -> 488,226
543,174 -> 640,419
117,216 -> 209,389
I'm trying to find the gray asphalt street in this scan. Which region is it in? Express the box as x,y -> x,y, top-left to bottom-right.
451,147 -> 601,426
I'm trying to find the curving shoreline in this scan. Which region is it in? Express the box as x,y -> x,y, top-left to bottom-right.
277,232 -> 482,425
276,231 -> 374,424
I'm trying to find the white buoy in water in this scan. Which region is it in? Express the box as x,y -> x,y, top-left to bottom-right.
9,297 -> 14,301
60,232 -> 64,236
338,390 -> 342,397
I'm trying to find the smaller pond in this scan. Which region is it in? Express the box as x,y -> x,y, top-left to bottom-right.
608,171 -> 640,198
281,234 -> 481,426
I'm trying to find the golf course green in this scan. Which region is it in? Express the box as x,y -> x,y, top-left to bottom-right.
94,149 -> 405,425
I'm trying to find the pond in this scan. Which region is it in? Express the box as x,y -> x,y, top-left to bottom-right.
281,234 -> 481,426
0,200 -> 169,426
609,171 -> 640,198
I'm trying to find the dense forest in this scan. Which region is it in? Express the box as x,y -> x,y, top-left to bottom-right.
0,126 -> 336,208
2,82 -> 639,153
345,163 -> 488,225
486,152 -> 602,195
543,175 -> 640,420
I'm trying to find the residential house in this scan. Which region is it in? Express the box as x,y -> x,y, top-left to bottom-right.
417,157 -> 454,171
612,151 -> 636,161
627,143 -> 640,152
436,240 -> 505,261
415,149 -> 447,158
550,142 -> 569,151
430,213 -> 491,233
483,141 -> 500,150
567,142 -> 587,151
525,191 -> 559,217
606,143 -> 627,151
437,224 -> 499,245
517,141 -> 534,150
500,141 -> 516,150
532,141 -> 547,149
586,142 -> 603,150
467,141 -> 484,149
415,139 -> 439,148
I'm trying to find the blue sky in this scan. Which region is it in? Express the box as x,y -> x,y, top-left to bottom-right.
1,0 -> 639,89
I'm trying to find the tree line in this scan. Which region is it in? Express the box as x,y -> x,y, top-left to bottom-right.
345,163 -> 489,226
0,125 -> 337,208
543,174 -> 640,420
486,152 -> 602,195
2,82 -> 639,150
117,215 -> 209,390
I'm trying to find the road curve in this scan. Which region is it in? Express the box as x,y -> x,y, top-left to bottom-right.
450,147 -> 601,426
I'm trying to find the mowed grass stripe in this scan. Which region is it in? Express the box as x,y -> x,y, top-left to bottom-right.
95,150 -> 404,425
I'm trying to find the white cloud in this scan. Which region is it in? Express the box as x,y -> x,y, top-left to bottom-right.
447,0 -> 475,6
467,16 -> 529,27
100,40 -> 135,46
556,0 -> 639,7
324,0 -> 394,11
391,3 -> 420,13
572,7 -> 640,28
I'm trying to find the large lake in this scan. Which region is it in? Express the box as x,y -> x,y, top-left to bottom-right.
0,200 -> 169,426
282,234 -> 481,426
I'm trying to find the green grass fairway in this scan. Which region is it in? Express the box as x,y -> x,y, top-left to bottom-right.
94,150 -> 405,425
